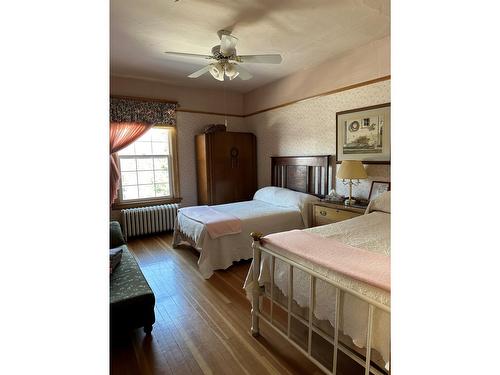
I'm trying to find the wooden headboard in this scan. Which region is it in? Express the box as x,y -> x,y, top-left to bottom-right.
271,155 -> 333,197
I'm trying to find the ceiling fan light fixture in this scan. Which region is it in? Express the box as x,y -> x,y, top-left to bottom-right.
173,30 -> 283,82
224,63 -> 239,80
209,62 -> 224,81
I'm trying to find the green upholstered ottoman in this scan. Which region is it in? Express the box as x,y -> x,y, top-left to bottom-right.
110,221 -> 155,335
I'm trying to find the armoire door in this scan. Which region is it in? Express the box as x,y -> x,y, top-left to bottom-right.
210,132 -> 256,204
231,133 -> 256,202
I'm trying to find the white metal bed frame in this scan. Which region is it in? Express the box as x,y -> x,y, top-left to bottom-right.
249,232 -> 390,375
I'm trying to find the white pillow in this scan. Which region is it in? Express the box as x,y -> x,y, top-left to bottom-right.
366,191 -> 391,214
254,186 -> 319,226
253,186 -> 279,205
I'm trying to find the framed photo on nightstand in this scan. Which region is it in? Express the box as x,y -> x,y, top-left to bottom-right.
368,181 -> 391,201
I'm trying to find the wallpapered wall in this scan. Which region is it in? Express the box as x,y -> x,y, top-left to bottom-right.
176,112 -> 246,206
245,80 -> 391,200
110,112 -> 246,221
110,76 -> 391,214
110,76 -> 246,219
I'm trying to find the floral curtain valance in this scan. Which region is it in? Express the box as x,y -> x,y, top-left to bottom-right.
110,96 -> 177,126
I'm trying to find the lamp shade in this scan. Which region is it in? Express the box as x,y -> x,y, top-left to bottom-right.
337,160 -> 368,180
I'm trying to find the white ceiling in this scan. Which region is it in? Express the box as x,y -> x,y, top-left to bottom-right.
110,0 -> 390,93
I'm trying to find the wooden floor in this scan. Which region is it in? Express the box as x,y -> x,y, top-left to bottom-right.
111,233 -> 338,375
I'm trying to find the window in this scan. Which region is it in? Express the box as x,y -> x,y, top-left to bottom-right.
117,126 -> 178,203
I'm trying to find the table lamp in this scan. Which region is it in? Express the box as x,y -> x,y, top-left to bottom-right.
337,160 -> 368,206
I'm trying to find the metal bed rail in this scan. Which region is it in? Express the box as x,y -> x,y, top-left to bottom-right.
250,232 -> 390,375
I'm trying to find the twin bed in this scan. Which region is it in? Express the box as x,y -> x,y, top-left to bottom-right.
245,192 -> 391,374
173,187 -> 317,278
173,155 -> 330,278
172,155 -> 390,374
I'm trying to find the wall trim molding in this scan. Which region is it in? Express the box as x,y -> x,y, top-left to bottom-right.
111,75 -> 390,119
177,108 -> 245,118
243,75 -> 391,117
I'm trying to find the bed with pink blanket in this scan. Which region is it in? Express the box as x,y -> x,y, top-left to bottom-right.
244,191 -> 391,374
173,186 -> 319,279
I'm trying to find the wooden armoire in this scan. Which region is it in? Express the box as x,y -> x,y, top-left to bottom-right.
195,131 -> 257,205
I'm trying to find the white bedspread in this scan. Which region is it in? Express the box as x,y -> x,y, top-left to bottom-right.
244,212 -> 391,369
173,200 -> 305,278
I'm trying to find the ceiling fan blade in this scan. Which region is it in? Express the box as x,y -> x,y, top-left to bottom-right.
164,52 -> 212,60
236,54 -> 282,64
220,34 -> 238,56
234,65 -> 253,80
188,65 -> 211,78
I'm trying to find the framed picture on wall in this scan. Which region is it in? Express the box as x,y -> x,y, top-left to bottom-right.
336,103 -> 391,164
368,181 -> 391,201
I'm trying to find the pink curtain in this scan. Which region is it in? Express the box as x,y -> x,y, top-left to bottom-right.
110,122 -> 153,204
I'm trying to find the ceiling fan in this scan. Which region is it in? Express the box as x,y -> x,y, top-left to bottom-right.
164,30 -> 282,81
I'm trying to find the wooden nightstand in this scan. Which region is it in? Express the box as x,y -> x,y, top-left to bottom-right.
312,201 -> 366,227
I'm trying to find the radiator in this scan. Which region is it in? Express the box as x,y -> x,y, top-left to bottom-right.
121,203 -> 179,240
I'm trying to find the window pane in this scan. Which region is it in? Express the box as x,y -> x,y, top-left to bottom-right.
154,157 -> 168,170
118,127 -> 175,202
151,128 -> 168,141
152,142 -> 168,155
121,171 -> 137,186
139,184 -> 155,198
154,183 -> 169,197
122,186 -> 138,200
154,170 -> 168,183
119,158 -> 136,171
135,141 -> 152,155
138,171 -> 154,184
137,158 -> 154,171
118,143 -> 135,156
136,130 -> 152,142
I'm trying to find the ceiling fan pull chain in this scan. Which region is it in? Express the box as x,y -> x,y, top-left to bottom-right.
223,80 -> 228,127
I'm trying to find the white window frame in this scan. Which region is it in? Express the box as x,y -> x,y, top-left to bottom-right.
113,125 -> 181,208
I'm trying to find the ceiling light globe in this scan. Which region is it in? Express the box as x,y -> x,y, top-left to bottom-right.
209,62 -> 224,81
224,63 -> 239,80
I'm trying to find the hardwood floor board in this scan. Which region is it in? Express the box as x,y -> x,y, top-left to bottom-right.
129,238 -> 163,266
153,299 -> 206,375
112,341 -> 144,375
172,282 -> 275,375
157,341 -> 193,374
146,264 -> 230,344
134,336 -> 172,375
209,270 -> 250,305
149,243 -> 293,375
112,233 -> 326,374
156,323 -> 203,375
173,278 -> 293,374
173,312 -> 243,375
151,329 -> 177,357
229,260 -> 253,280
156,291 -> 230,373
175,274 -> 249,336
172,325 -> 214,375
165,246 -> 318,374
181,289 -> 232,340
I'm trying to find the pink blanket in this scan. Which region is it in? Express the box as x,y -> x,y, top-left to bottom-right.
262,230 -> 390,291
180,206 -> 242,239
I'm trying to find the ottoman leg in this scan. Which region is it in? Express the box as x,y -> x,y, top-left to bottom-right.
144,324 -> 153,335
